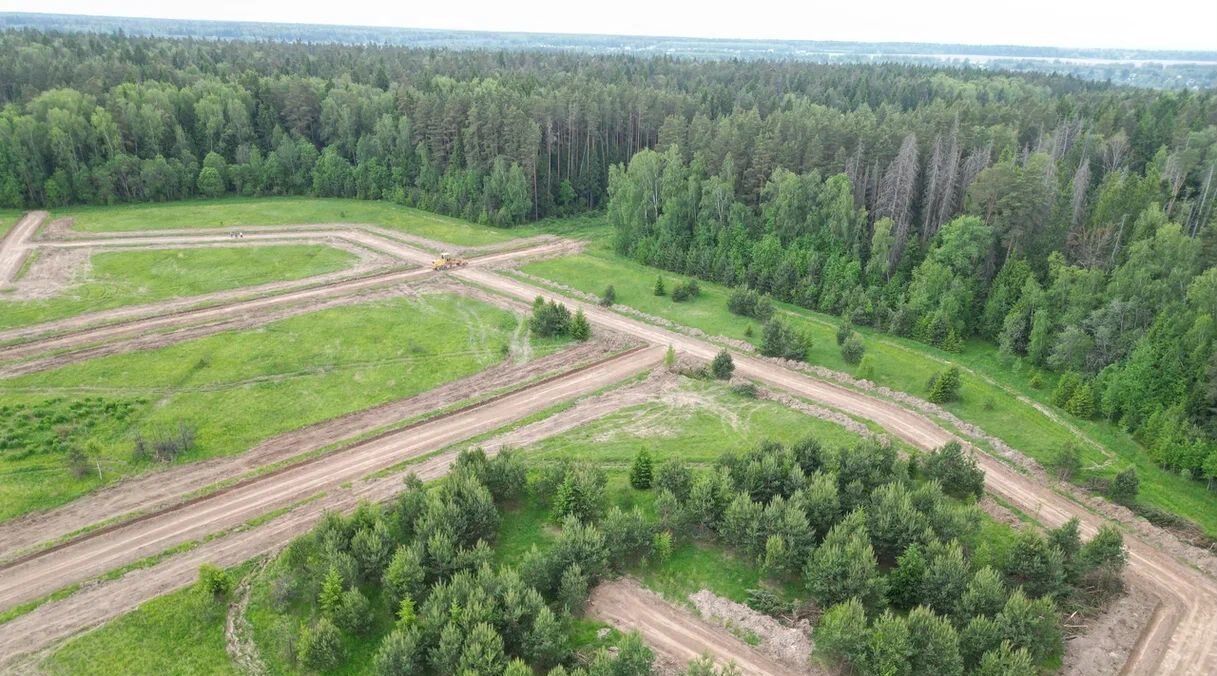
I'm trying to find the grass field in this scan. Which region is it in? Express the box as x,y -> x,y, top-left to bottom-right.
42,564 -> 244,676
0,210 -> 22,239
521,249 -> 1217,537
0,293 -> 560,521
55,197 -> 516,246
0,245 -> 356,329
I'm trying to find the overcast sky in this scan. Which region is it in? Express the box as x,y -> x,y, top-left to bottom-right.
4,0 -> 1216,51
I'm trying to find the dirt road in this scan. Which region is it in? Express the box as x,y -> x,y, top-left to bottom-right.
0,239 -> 568,372
0,211 -> 46,284
0,346 -> 662,610
0,340 -> 620,561
3,216 -> 1214,673
588,579 -> 801,676
454,267 -> 1217,675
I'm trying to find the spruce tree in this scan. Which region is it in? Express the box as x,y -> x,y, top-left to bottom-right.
629,449 -> 654,489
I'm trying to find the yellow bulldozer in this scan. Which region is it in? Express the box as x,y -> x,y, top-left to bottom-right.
431,252 -> 468,271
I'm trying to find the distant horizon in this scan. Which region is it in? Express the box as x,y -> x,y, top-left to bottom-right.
4,10 -> 1212,56
2,0 -> 1215,53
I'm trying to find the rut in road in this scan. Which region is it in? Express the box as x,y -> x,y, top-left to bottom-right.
0,346 -> 663,611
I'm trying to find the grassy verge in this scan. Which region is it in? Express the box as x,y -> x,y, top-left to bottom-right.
0,293 -> 564,521
0,210 -> 21,239
42,563 -> 250,675
521,249 -> 1217,537
0,244 -> 356,329
55,197 -> 515,246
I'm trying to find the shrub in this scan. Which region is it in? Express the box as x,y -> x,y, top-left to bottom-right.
924,441 -> 985,500
197,563 -> 233,601
599,285 -> 616,306
927,366 -> 962,404
671,279 -> 701,302
710,349 -> 735,380
760,319 -> 809,361
651,530 -> 673,564
727,287 -> 774,321
1052,372 -> 1082,408
841,333 -> 865,365
1110,467 -> 1139,505
530,296 -> 572,337
653,276 -> 666,296
730,382 -> 758,398
570,309 -> 591,341
836,320 -> 853,346
297,618 -> 344,670
1050,443 -> 1082,481
856,355 -> 877,381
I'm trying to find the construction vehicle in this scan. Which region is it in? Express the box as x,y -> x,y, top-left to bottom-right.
431,252 -> 468,271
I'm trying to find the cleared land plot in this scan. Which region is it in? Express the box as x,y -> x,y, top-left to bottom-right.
0,293 -> 557,520
521,251 -> 1217,537
56,197 -> 515,246
0,245 -> 357,329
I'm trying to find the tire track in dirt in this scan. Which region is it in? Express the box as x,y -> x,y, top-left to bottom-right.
454,266 -> 1217,676
0,346 -> 663,611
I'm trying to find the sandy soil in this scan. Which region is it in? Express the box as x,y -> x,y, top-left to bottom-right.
687,589 -> 817,673
1063,583 -> 1159,676
0,339 -> 621,560
587,578 -> 802,676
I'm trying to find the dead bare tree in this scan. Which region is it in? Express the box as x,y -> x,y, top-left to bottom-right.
1102,132 -> 1130,174
1070,157 -> 1092,228
875,134 -> 919,272
959,142 -> 993,204
920,121 -> 962,242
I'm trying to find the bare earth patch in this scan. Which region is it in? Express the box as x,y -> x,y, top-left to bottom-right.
687,589 -> 818,673
1063,583 -> 1158,676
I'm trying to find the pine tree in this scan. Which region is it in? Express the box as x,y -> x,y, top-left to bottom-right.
319,566 -> 343,618
653,276 -> 666,296
570,309 -> 591,341
927,366 -> 962,404
629,449 -> 654,489
710,349 -> 735,379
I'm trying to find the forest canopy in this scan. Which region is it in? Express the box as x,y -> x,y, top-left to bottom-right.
1,28 -> 1215,479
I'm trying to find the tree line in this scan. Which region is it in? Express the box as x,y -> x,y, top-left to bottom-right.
2,27 -> 1215,481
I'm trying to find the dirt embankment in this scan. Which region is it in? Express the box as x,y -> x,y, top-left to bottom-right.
587,579 -> 802,676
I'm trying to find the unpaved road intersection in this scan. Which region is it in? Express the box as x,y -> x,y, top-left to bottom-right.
1,215 -> 1215,674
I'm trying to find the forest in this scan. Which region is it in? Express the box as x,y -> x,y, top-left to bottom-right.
0,27 -> 1215,487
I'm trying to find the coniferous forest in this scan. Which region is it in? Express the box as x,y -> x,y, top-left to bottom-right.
2,28 -> 1216,484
